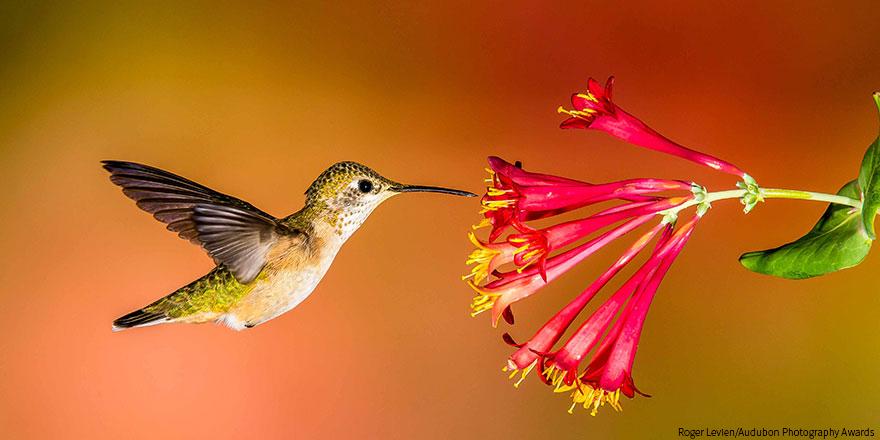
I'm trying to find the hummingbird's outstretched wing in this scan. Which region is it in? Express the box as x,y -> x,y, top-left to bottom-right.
102,160 -> 302,283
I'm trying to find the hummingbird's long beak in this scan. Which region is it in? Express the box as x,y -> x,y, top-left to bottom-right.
390,184 -> 477,197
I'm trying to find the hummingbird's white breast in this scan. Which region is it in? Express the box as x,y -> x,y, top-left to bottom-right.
217,225 -> 347,330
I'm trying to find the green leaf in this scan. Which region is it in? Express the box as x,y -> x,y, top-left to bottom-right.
858,92 -> 880,239
739,180 -> 871,279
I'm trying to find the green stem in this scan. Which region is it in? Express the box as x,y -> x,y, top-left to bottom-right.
666,187 -> 862,217
760,188 -> 862,208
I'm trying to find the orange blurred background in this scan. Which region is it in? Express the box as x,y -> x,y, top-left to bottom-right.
1,1 -> 879,438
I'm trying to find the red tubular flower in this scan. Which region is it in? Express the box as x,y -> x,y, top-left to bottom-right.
541,225 -> 678,388
558,77 -> 746,177
477,156 -> 688,241
501,222 -> 670,387
555,214 -> 701,416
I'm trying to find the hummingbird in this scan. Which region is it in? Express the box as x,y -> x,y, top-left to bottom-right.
104,160 -> 475,331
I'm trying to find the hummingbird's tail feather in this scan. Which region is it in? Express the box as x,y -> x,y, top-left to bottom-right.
111,267 -> 250,332
112,308 -> 169,331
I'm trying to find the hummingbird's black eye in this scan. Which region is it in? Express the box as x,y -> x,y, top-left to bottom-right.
358,179 -> 374,193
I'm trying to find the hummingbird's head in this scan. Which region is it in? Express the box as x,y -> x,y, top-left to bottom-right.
305,161 -> 475,239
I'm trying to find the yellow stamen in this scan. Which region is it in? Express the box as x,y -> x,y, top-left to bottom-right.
557,105 -> 598,122
483,168 -> 496,184
577,92 -> 598,102
514,248 -> 544,274
523,249 -> 544,264
462,231 -> 501,285
567,383 -> 625,416
501,361 -> 536,389
542,365 -> 571,390
466,281 -> 498,317
486,187 -> 511,197
521,248 -> 542,261
555,382 -> 577,393
471,218 -> 491,230
539,367 -> 578,393
481,198 -> 516,210
471,294 -> 492,305
541,366 -> 629,416
513,362 -> 535,388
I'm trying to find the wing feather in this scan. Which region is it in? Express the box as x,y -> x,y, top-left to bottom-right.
102,160 -> 302,283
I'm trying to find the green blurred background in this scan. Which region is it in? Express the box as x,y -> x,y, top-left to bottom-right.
0,1 -> 878,438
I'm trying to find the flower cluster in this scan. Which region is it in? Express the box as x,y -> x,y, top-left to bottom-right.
465,77 -> 746,415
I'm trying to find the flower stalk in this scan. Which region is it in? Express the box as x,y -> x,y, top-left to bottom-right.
663,187 -> 862,218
